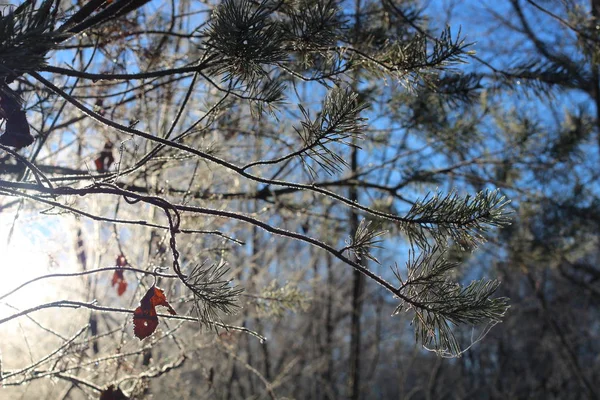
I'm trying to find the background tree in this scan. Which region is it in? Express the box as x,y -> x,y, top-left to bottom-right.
413,1 -> 600,398
3,0 -> 596,399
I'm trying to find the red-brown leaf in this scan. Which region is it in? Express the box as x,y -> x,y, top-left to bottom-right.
111,269 -> 123,286
116,254 -> 127,267
94,156 -> 105,172
0,91 -> 33,149
94,141 -> 115,172
140,286 -> 177,315
117,279 -> 127,296
132,286 -> 176,339
133,306 -> 158,340
99,384 -> 128,400
111,270 -> 127,296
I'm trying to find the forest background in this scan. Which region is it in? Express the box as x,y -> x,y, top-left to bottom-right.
0,0 -> 598,399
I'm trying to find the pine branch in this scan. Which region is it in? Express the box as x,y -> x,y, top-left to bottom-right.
0,0 -> 153,83
284,0 -> 342,52
251,280 -> 310,318
0,0 -> 62,82
393,247 -> 509,357
33,72 -> 513,237
500,58 -> 590,93
185,260 -> 243,325
401,189 -> 512,250
296,86 -> 367,177
344,219 -> 387,264
358,25 -> 472,83
429,72 -> 482,106
429,26 -> 470,67
204,0 -> 287,83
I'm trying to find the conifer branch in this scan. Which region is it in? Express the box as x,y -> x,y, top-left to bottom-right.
185,260 -> 243,325
401,189 -> 512,250
295,86 -> 367,177
393,247 -> 509,357
343,219 -> 387,264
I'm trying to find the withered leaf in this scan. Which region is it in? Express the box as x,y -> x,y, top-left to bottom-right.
111,254 -> 128,296
94,141 -> 115,172
111,270 -> 127,296
133,286 -> 176,339
99,384 -> 128,400
0,89 -> 33,149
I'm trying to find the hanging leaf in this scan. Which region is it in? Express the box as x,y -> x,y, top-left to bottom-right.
94,141 -> 115,172
99,384 -> 129,400
116,254 -> 127,267
133,286 -> 176,339
111,254 -> 128,296
111,270 -> 127,296
133,306 -> 158,339
0,87 -> 33,149
94,157 -> 104,171
142,286 -> 176,314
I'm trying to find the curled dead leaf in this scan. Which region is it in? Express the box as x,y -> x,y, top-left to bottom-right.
111,254 -> 128,296
133,306 -> 158,339
133,286 -> 176,339
99,384 -> 128,400
0,88 -> 33,149
94,141 -> 115,172
111,270 -> 127,296
116,254 -> 127,267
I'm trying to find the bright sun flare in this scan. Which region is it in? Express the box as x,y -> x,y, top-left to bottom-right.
0,216 -> 61,320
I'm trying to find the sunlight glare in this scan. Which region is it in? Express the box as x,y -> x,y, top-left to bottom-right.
0,216 -> 60,319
